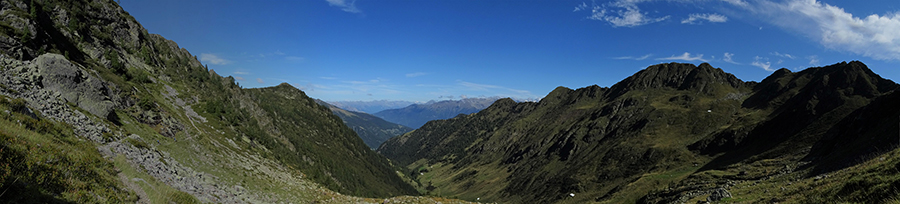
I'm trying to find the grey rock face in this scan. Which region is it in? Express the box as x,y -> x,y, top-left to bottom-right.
35,53 -> 115,119
707,187 -> 732,202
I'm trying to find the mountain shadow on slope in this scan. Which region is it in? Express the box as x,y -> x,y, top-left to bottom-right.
378,61 -> 899,203
317,100 -> 414,149
690,61 -> 898,171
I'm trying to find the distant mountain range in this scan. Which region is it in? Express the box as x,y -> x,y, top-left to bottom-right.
316,100 -> 413,149
378,62 -> 900,203
328,100 -> 415,114
374,97 -> 503,129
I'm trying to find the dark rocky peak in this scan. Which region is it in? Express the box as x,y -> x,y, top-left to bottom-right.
744,61 -> 897,111
490,97 -> 518,109
756,68 -> 794,88
606,62 -> 744,98
482,97 -> 537,116
262,82 -> 303,94
742,68 -> 795,109
810,61 -> 898,96
572,84 -> 608,99
275,82 -> 295,89
538,86 -> 575,107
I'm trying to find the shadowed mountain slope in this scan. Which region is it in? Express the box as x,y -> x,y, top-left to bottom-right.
378,62 -> 899,203
317,99 -> 414,149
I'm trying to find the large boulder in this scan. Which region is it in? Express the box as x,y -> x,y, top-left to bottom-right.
36,53 -> 115,119
707,187 -> 732,202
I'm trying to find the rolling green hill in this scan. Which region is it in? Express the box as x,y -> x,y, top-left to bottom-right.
317,100 -> 414,149
378,62 -> 900,203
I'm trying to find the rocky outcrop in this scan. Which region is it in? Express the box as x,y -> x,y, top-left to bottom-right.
1,54 -> 110,142
707,187 -> 732,202
34,53 -> 116,119
0,53 -> 236,202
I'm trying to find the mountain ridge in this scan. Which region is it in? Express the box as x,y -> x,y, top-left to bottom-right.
378,61 -> 899,203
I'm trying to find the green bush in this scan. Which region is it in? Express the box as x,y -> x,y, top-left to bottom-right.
126,67 -> 151,83
126,137 -> 149,149
105,50 -> 125,75
7,98 -> 27,113
167,190 -> 200,204
138,97 -> 154,111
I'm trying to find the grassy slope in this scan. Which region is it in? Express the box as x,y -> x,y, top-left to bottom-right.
0,96 -> 138,203
244,84 -> 418,197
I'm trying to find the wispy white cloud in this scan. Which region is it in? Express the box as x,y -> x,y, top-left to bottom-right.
574,2 -> 588,12
575,0 -> 670,27
771,52 -> 796,59
723,52 -> 739,64
336,78 -> 402,96
233,71 -> 249,75
234,76 -> 245,81
320,77 -> 337,80
285,56 -> 305,61
808,55 -> 820,66
326,0 -> 361,14
294,83 -> 320,92
459,81 -> 503,91
458,81 -> 532,95
722,0 -> 750,8
256,78 -> 265,84
200,53 -> 231,65
739,0 -> 900,61
406,72 -> 427,77
257,51 -> 286,58
656,52 -> 708,61
681,13 -> 728,24
752,56 -> 774,71
614,54 -> 652,60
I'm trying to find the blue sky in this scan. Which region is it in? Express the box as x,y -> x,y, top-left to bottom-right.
119,0 -> 900,102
